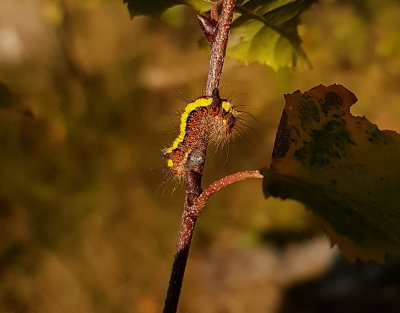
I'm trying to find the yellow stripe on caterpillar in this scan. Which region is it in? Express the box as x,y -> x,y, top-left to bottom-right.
221,101 -> 237,116
163,91 -> 237,177
165,98 -> 213,154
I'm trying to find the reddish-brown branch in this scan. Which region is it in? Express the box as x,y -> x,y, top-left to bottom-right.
163,171 -> 262,313
163,148 -> 205,313
211,0 -> 222,21
206,0 -> 237,96
178,170 -> 263,251
191,170 -> 263,215
163,1 -> 238,312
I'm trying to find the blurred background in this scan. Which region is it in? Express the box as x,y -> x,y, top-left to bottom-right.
0,0 -> 400,312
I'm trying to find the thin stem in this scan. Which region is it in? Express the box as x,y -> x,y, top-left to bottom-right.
163,148 -> 205,313
210,1 -> 221,21
205,0 -> 237,96
191,170 -> 263,215
162,212 -> 196,313
163,171 -> 262,313
163,1 -> 237,312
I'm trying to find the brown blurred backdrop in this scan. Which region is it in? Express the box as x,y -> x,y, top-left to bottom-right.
0,0 -> 400,312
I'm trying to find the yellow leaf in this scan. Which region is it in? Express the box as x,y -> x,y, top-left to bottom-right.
262,84 -> 400,263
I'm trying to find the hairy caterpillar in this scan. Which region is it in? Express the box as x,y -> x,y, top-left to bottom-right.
164,89 -> 237,177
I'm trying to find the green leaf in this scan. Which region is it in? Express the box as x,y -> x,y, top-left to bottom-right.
123,0 -> 211,17
123,0 -> 315,70
228,0 -> 316,70
123,0 -> 181,17
262,84 -> 400,263
184,0 -> 214,13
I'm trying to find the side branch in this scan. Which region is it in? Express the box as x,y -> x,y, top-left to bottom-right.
191,170 -> 263,215
163,170 -> 262,313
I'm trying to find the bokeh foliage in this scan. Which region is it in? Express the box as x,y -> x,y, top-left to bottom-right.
0,0 -> 399,312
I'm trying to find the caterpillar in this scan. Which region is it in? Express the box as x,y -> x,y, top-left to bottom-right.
164,89 -> 237,177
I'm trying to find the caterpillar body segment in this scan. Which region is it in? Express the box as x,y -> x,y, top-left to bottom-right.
164,90 -> 237,177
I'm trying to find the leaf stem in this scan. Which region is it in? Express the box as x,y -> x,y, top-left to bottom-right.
192,170 -> 263,215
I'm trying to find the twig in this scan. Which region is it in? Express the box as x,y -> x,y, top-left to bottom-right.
206,0 -> 237,96
210,0 -> 222,21
191,170 -> 263,215
163,1 -> 237,313
163,170 -> 261,313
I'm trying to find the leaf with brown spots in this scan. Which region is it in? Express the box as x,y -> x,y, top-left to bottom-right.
262,84 -> 400,263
